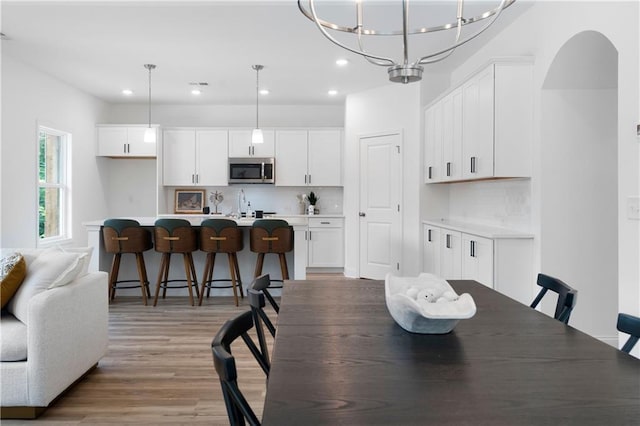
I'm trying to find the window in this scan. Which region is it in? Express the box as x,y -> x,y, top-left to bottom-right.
38,126 -> 71,245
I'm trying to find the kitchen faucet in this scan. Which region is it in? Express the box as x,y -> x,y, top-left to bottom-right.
237,189 -> 246,215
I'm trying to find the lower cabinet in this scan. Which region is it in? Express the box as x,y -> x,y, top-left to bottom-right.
307,218 -> 344,268
423,222 -> 533,304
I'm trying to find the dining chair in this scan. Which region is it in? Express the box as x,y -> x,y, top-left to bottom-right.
530,273 -> 578,324
250,273 -> 279,314
617,313 -> 640,353
212,310 -> 269,426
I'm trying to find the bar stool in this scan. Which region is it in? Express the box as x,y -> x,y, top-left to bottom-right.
199,218 -> 245,307
102,219 -> 153,305
250,219 -> 293,287
153,218 -> 200,306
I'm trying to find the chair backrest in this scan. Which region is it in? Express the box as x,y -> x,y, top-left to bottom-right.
200,219 -> 243,253
103,219 -> 152,253
250,219 -> 293,254
250,274 -> 280,314
249,288 -> 276,342
617,313 -> 640,354
154,219 -> 197,253
530,273 -> 578,324
212,311 -> 268,426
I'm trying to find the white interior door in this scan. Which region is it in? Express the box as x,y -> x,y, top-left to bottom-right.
359,133 -> 402,279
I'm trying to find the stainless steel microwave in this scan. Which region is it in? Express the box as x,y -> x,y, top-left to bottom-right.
228,157 -> 275,184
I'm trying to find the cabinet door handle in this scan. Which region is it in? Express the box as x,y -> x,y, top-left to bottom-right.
123,143 -> 127,154
359,212 -> 366,217
304,175 -> 307,184
196,174 -> 199,184
446,234 -> 451,249
470,240 -> 476,258
320,221 -> 330,225
427,229 -> 432,242
191,174 -> 195,184
447,162 -> 451,177
470,156 -> 477,173
308,231 -> 312,240
428,166 -> 432,180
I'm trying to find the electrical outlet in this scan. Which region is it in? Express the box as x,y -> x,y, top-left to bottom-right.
628,196 -> 640,220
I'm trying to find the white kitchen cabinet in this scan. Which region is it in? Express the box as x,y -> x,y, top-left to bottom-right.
97,125 -> 158,157
422,220 -> 534,305
228,129 -> 275,157
440,229 -> 462,279
307,217 -> 344,268
461,234 -> 494,287
163,129 -> 228,186
423,103 -> 442,183
441,88 -> 463,181
423,225 -> 441,277
275,130 -> 308,186
276,129 -> 342,187
424,60 -> 532,183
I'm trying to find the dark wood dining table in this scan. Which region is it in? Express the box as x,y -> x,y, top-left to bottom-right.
261,279 -> 640,425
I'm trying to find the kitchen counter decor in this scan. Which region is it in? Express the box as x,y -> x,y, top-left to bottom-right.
385,273 -> 476,334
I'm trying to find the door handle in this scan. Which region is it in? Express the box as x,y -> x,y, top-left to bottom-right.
359,212 -> 366,217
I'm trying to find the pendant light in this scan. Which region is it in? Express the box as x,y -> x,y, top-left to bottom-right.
251,64 -> 264,144
143,64 -> 156,143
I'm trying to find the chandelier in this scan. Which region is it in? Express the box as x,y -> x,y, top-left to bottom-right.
298,0 -> 516,84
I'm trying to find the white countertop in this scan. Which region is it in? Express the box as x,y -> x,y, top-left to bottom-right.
422,219 -> 533,239
84,214 -> 343,228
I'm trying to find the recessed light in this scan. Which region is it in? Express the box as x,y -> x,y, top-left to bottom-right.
336,58 -> 349,67
259,89 -> 270,95
191,89 -> 202,95
121,89 -> 133,96
328,89 -> 338,96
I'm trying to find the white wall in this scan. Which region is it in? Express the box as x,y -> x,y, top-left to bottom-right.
344,83 -> 422,278
1,56 -> 109,248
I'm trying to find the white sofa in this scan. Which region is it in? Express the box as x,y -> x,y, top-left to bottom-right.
1,249 -> 108,419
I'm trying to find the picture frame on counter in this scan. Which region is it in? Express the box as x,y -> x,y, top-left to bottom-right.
174,189 -> 206,214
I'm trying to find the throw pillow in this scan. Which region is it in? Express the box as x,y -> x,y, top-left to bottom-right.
1,252 -> 27,309
6,250 -> 84,324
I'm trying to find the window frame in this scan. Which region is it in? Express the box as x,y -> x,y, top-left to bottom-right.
37,125 -> 72,247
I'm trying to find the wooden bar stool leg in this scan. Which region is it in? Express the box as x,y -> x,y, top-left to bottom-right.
227,253 -> 239,307
162,253 -> 172,299
199,253 -> 212,306
232,253 -> 244,298
109,253 -> 122,301
254,253 -> 265,278
183,253 -> 195,306
135,252 -> 148,306
139,252 -> 151,299
188,252 -> 199,300
206,253 -> 217,298
153,253 -> 168,307
279,253 -> 290,280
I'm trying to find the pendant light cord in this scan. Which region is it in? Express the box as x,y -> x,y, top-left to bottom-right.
255,66 -> 260,129
144,64 -> 156,129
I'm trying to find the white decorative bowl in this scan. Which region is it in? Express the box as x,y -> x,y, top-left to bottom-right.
385,273 -> 477,334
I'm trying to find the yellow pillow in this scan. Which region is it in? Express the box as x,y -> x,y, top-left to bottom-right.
1,253 -> 27,309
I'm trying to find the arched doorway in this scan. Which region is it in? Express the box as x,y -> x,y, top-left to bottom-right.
540,31 -> 618,344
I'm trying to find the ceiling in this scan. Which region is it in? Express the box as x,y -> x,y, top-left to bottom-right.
1,0 -> 532,106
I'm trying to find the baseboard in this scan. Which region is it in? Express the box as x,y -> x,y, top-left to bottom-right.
1,362 -> 99,419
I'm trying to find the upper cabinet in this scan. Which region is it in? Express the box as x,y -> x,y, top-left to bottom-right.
163,129 -> 228,186
424,60 -> 533,183
228,130 -> 275,158
275,129 -> 343,187
96,125 -> 158,158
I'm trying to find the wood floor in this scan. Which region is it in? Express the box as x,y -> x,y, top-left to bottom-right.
3,274 -> 356,425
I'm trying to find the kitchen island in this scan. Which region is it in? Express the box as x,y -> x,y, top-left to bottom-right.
84,215 -> 318,297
